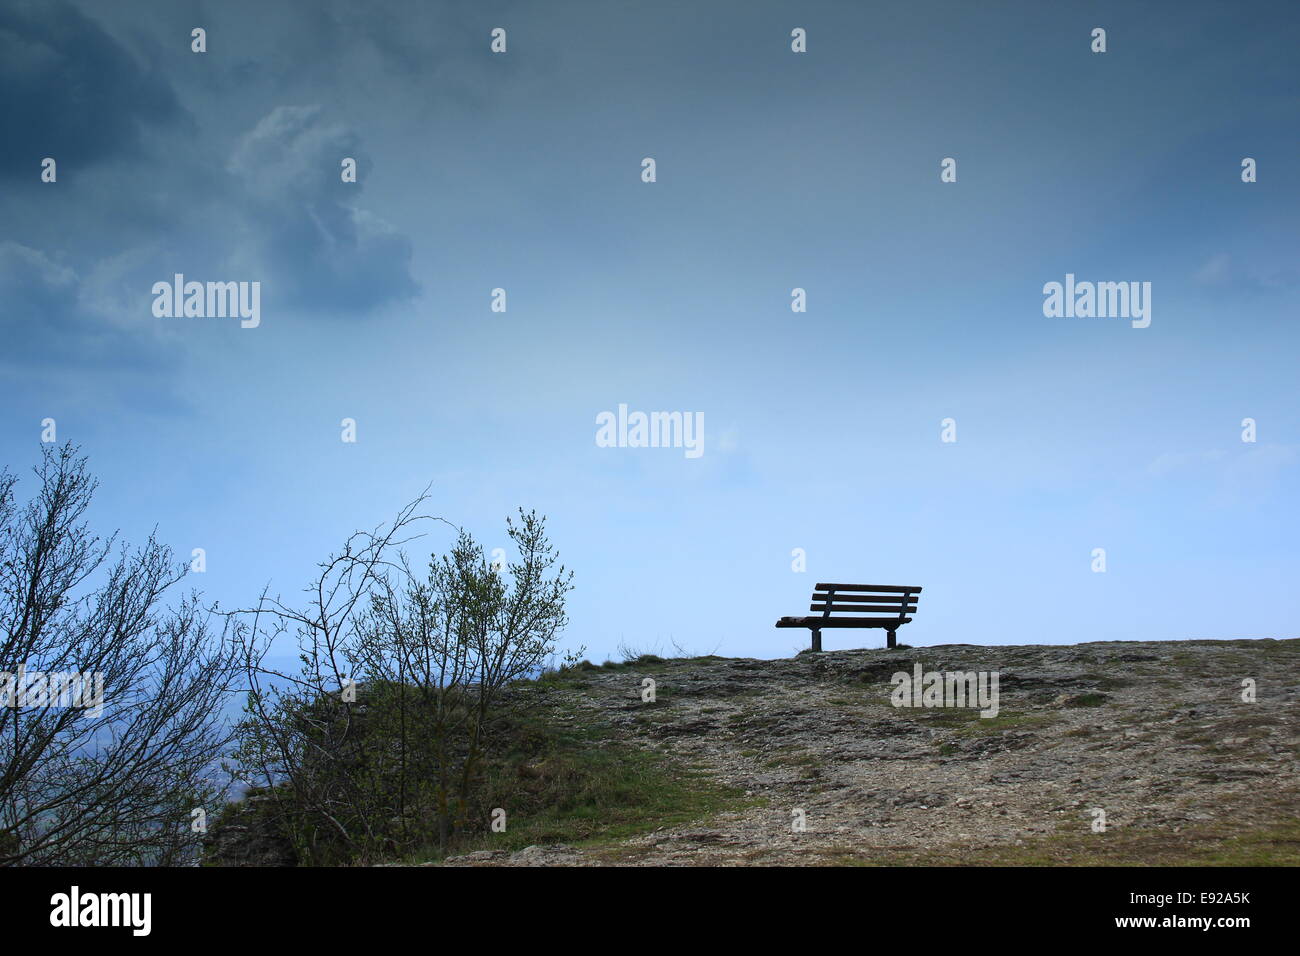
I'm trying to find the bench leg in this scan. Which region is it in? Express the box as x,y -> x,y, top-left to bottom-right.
811,629 -> 822,652
887,629 -> 897,649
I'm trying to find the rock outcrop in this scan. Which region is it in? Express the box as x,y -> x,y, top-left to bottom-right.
442,639 -> 1299,866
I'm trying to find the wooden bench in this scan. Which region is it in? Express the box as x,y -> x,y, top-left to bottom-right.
776,583 -> 922,651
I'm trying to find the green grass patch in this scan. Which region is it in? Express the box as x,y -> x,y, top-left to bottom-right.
879,817 -> 1300,866
763,751 -> 820,768
901,707 -> 1054,737
399,703 -> 752,863
1080,673 -> 1134,691
1065,692 -> 1109,708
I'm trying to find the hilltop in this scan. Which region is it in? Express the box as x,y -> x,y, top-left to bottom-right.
435,638 -> 1299,866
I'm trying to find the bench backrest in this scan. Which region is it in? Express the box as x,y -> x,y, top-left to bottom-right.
811,583 -> 922,621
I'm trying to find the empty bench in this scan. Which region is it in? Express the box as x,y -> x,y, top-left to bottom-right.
776,583 -> 922,651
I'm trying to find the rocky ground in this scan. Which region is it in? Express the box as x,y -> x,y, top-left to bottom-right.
442,639 -> 1299,866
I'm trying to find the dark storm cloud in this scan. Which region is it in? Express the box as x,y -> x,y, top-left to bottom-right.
0,243 -> 77,320
0,0 -> 187,177
225,105 -> 418,314
0,241 -> 167,371
183,0 -> 524,112
0,0 -> 421,379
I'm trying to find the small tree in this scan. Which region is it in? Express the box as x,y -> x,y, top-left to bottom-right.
0,444 -> 241,865
231,501 -> 573,861
358,509 -> 574,850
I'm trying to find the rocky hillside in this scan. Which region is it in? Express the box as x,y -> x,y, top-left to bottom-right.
442,639 -> 1299,866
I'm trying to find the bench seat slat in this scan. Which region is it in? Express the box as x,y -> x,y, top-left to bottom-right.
811,603 -> 917,613
777,617 -> 913,628
813,593 -> 919,604
814,583 -> 922,593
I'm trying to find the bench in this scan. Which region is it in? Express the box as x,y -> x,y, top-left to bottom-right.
776,583 -> 922,651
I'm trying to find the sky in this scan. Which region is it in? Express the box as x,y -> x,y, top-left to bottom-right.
2,0 -> 1298,662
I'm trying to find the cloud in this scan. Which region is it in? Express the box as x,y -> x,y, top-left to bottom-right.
1222,442 -> 1298,493
0,0 -> 186,177
0,241 -> 76,310
0,241 -> 167,371
224,105 -> 418,315
1194,253 -> 1299,296
1146,448 -> 1226,478
1,98 -> 418,382
1146,443 -> 1298,506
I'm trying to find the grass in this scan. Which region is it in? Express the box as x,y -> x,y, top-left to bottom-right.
399,700 -> 753,863
904,707 -> 1056,736
762,751 -> 821,768
814,783 -> 1300,866
533,653 -> 689,686
1064,692 -> 1109,708
1080,673 -> 1135,691
868,818 -> 1300,866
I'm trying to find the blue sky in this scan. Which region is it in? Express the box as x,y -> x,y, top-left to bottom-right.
2,0 -> 1297,661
